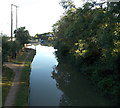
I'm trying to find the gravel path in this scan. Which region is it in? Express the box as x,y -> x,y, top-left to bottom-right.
4,52 -> 30,106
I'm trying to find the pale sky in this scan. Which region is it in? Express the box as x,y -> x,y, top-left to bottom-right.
0,0 -> 84,36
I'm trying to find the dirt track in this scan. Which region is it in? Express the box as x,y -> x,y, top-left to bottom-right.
4,52 -> 30,106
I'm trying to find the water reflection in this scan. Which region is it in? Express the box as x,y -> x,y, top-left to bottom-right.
51,62 -> 114,106
29,45 -> 62,106
29,45 -> 113,106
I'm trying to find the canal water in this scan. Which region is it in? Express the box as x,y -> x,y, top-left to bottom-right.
29,45 -> 114,106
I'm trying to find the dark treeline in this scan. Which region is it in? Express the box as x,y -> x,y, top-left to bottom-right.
2,27 -> 30,64
52,0 -> 120,105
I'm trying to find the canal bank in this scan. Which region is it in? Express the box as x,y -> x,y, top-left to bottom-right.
29,45 -> 115,106
3,48 -> 36,106
15,48 -> 36,106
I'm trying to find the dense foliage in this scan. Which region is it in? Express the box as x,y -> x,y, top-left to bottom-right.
2,27 -> 30,64
53,0 -> 120,105
14,27 -> 30,46
2,36 -> 21,63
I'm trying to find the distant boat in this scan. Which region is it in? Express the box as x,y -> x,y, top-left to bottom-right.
26,43 -> 32,46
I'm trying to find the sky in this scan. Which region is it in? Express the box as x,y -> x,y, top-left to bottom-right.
0,0 -> 85,36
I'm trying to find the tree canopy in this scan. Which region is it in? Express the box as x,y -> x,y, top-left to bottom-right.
14,27 -> 30,46
53,0 -> 120,105
2,27 -> 31,64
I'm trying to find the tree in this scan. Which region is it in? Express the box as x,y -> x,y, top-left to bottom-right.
14,27 -> 30,46
53,0 -> 120,104
60,0 -> 75,10
9,40 -> 21,58
2,36 -> 10,63
2,36 -> 21,63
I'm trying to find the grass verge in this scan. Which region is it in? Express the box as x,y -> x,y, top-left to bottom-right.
15,49 -> 36,106
2,66 -> 15,105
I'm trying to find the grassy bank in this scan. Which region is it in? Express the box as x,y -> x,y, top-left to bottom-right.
2,48 -> 36,106
15,49 -> 36,106
2,66 -> 15,105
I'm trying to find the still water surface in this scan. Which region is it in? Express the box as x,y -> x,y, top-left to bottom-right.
29,45 -> 113,106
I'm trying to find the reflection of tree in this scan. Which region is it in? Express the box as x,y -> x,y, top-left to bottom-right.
51,63 -> 71,89
51,62 -> 82,106
52,62 -> 114,106
60,94 -> 72,106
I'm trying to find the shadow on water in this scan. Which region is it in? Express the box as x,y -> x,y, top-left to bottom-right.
29,45 -> 115,106
51,62 -> 115,106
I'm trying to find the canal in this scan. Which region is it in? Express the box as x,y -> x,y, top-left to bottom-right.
29,45 -> 114,106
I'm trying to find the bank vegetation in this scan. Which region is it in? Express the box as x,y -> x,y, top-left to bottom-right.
53,0 -> 120,105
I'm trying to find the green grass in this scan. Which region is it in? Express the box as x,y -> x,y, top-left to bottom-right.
2,66 -> 15,105
15,49 -> 36,106
16,51 -> 28,63
2,49 -> 36,106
